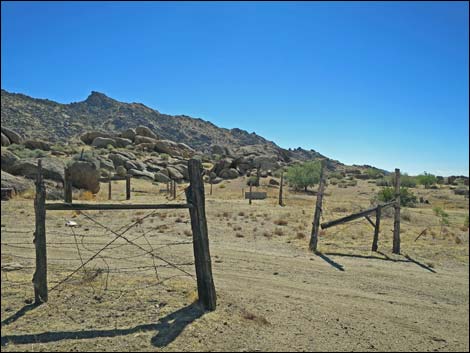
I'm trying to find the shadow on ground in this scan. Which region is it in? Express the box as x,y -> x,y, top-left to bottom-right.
322,251 -> 436,273
1,302 -> 204,348
1,303 -> 40,327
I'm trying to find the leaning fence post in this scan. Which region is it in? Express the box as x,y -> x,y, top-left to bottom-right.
393,168 -> 401,254
34,159 -> 48,303
126,175 -> 131,200
372,205 -> 381,252
64,167 -> 72,203
279,172 -> 284,207
186,159 -> 216,311
309,160 -> 326,253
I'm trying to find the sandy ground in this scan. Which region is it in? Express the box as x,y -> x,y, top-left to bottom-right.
1,177 -> 469,351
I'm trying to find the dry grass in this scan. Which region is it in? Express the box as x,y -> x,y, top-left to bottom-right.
1,176 -> 468,352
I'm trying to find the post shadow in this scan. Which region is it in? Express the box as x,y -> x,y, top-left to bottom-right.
1,303 -> 40,327
1,302 -> 204,348
316,252 -> 345,271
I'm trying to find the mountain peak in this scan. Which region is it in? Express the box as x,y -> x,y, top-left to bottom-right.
84,91 -> 117,107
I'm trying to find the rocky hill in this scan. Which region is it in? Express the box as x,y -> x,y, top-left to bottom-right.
1,89 -> 324,162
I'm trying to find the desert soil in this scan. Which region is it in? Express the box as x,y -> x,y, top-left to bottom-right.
1,177 -> 469,351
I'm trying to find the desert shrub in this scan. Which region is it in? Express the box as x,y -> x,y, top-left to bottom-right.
365,168 -> 383,179
160,153 -> 170,160
219,184 -> 226,189
376,178 -> 390,187
274,228 -> 285,236
7,144 -> 48,159
329,178 -> 339,185
247,176 -> 258,186
347,180 -> 357,187
378,173 -> 416,188
416,172 -> 437,188
401,209 -> 412,222
377,187 -> 417,207
400,174 -> 417,188
328,172 -> 344,180
285,161 -> 321,192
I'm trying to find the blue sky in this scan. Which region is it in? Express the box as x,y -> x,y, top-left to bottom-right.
1,1 -> 468,176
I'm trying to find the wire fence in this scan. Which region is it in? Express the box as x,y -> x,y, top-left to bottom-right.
1,194 -> 197,301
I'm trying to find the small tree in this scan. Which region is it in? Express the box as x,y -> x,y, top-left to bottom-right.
416,172 -> 437,189
286,161 -> 321,192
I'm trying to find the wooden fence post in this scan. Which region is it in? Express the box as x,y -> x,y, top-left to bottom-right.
309,160 -> 326,253
393,168 -> 401,254
108,175 -> 112,200
186,159 -> 216,311
372,205 -> 381,252
64,167 -> 72,203
173,180 -> 177,199
210,178 -> 213,196
279,172 -> 284,206
34,159 -> 48,303
249,183 -> 252,205
126,175 -> 131,200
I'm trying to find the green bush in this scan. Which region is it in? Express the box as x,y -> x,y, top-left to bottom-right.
377,173 -> 417,188
285,161 -> 321,192
416,172 -> 437,188
377,187 -> 417,207
365,168 -> 383,179
376,178 -> 391,187
328,172 -> 344,180
7,144 -> 48,159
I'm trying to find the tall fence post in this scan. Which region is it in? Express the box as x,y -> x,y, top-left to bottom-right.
210,178 -> 213,196
372,205 -> 381,252
186,159 -> 216,311
279,172 -> 284,207
34,159 -> 48,303
126,175 -> 131,200
309,160 -> 326,253
64,167 -> 72,203
173,180 -> 177,200
393,168 -> 401,254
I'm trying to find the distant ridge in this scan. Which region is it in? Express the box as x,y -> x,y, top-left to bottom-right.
1,89 -> 328,163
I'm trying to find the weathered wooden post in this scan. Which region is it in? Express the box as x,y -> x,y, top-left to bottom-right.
33,159 -> 48,303
393,168 -> 401,254
173,180 -> 177,199
249,183 -> 252,205
279,172 -> 284,207
108,175 -> 112,200
256,164 -> 261,187
210,178 -> 213,196
126,175 -> 131,200
64,167 -> 72,203
186,159 -> 216,311
372,205 -> 381,252
309,160 -> 326,253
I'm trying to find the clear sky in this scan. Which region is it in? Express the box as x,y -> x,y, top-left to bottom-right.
1,1 -> 469,176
